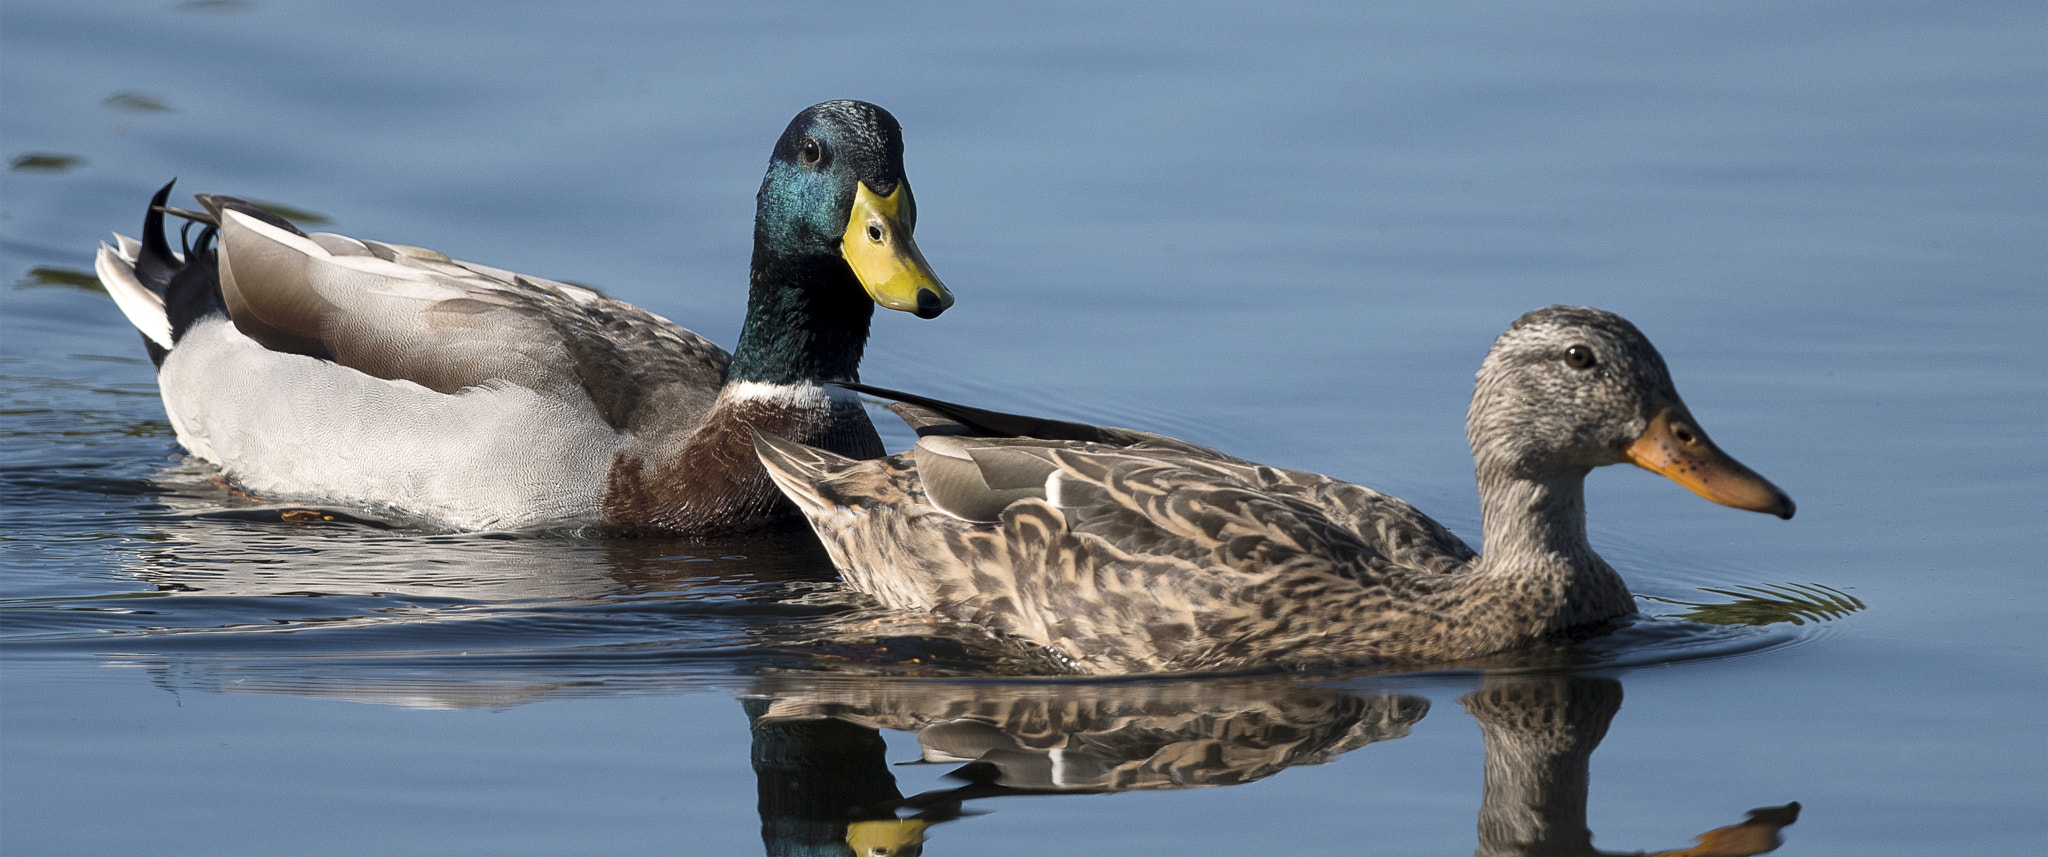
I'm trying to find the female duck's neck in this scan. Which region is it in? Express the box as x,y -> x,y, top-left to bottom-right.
727,252 -> 875,386
1467,466 -> 1633,627
1476,466 -> 1596,570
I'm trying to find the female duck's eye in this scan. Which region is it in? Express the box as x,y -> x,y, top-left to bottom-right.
1564,344 -> 1597,370
798,138 -> 822,166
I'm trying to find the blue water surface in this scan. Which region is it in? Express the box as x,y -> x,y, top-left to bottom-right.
3,1 -> 2043,855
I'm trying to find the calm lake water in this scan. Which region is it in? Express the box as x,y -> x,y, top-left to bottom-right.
4,1 -> 2043,854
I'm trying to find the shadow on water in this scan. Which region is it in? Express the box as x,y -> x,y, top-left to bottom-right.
82,628 -> 1811,856
13,519 -> 1824,854
748,674 -> 1798,856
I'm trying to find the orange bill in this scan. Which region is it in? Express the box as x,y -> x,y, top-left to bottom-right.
1624,407 -> 1795,519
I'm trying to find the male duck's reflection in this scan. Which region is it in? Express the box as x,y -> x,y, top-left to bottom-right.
112,474 -> 847,602
745,674 -> 1797,857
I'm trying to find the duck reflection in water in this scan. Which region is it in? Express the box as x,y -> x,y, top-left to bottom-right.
745,674 -> 1798,857
98,511 -> 1803,855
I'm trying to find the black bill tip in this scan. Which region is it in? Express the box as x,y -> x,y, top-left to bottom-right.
914,288 -> 948,319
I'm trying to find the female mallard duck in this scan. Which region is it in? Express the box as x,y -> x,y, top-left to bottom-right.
95,100 -> 952,535
753,306 -> 1794,673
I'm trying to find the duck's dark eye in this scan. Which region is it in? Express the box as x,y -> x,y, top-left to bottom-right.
1564,344 -> 1597,370
798,137 -> 822,166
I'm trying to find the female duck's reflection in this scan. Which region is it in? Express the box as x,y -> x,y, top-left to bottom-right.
100,516 -> 1797,855
742,677 -> 1425,856
745,675 -> 1797,857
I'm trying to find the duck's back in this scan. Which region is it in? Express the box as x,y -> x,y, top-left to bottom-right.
103,197 -> 734,529
757,433 -> 1481,672
204,200 -> 730,408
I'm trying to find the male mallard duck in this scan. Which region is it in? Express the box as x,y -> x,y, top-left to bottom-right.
96,100 -> 952,534
753,306 -> 1794,673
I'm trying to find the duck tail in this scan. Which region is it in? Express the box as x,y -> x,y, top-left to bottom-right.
751,428 -> 949,613
751,429 -> 857,516
96,182 -> 178,362
95,180 -> 229,366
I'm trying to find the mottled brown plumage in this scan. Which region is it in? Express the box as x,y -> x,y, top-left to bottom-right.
750,675 -> 1427,792
756,306 -> 1794,673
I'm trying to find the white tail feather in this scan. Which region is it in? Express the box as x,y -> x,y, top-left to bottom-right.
96,238 -> 173,349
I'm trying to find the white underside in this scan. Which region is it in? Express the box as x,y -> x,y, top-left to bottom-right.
160,317 -> 620,530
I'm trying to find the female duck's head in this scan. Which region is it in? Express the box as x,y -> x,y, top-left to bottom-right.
755,100 -> 952,319
1468,305 -> 1793,519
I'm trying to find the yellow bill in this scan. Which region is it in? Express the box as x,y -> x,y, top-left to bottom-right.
842,182 -> 953,319
845,818 -> 932,855
1624,406 -> 1795,519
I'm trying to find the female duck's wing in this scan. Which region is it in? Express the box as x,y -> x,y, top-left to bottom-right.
830,382 -> 1470,570
1229,465 -> 1478,576
756,432 -> 1404,672
204,196 -> 730,430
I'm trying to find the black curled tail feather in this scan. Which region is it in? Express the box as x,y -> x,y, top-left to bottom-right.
132,181 -> 183,297
161,220 -> 225,347
133,180 -> 230,363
